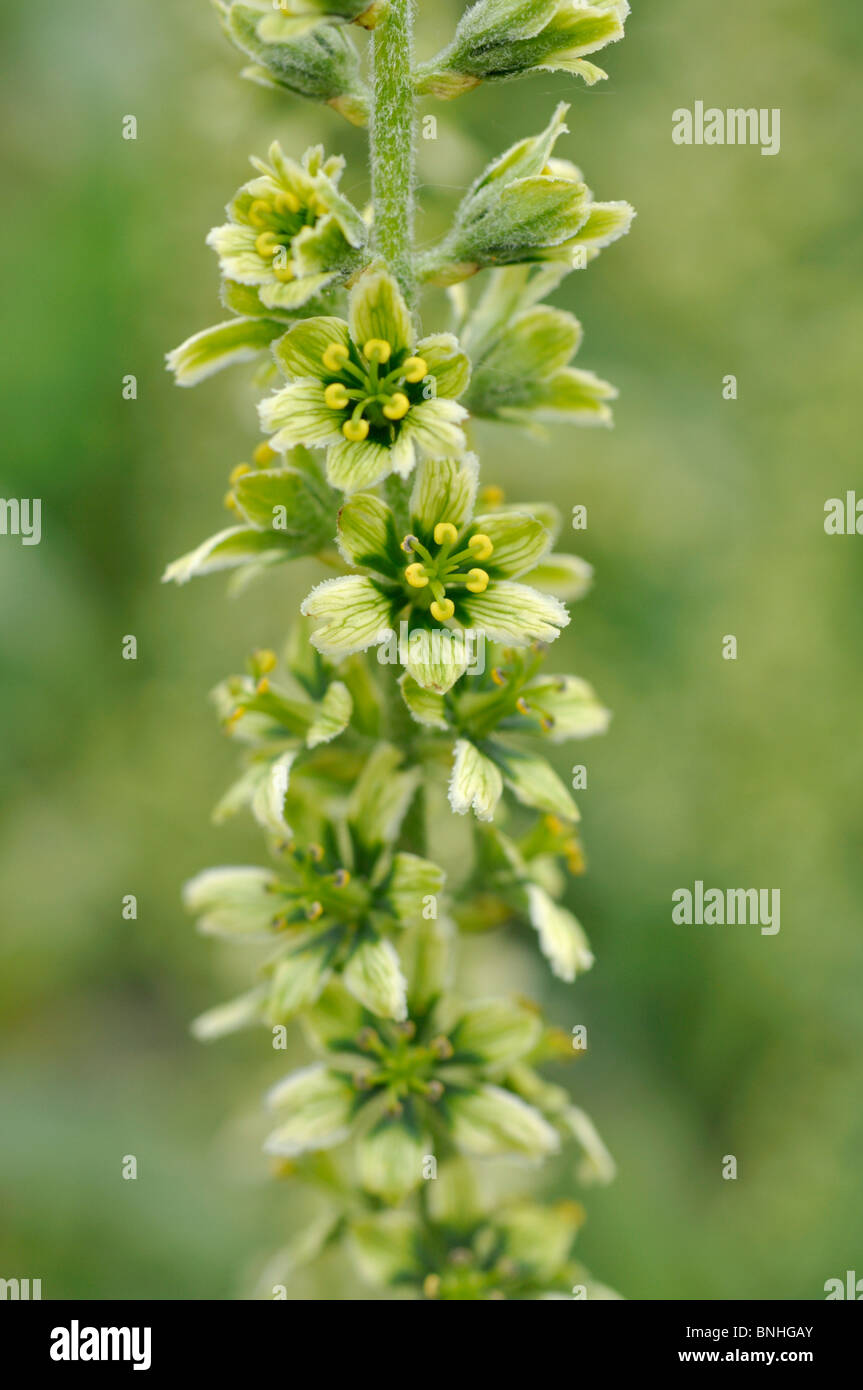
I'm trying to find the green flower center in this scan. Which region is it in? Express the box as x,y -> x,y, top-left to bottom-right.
248,187 -> 322,281
321,339 -> 429,443
354,1021 -> 453,1106
402,523 -> 494,621
267,842 -> 371,929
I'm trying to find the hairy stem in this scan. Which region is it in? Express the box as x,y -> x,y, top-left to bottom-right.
370,0 -> 416,305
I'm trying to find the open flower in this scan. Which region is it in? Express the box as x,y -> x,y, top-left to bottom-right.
259,265 -> 470,491
421,104 -> 633,285
261,926 -> 563,1200
207,143 -> 367,312
416,0 -> 630,98
300,456 -> 570,692
350,1175 -> 618,1299
188,744 -> 442,1028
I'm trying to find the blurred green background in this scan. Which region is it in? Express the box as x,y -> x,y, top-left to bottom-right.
2,0 -> 862,1300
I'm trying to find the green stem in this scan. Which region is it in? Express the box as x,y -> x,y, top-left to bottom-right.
370,0 -> 417,306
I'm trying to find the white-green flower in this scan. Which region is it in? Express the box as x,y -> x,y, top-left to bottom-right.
416,0 -> 630,98
259,265 -> 470,492
301,455 -> 569,692
264,0 -> 386,36
207,142 -> 367,312
422,104 -> 633,285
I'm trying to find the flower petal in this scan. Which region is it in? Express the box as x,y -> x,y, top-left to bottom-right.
273,315 -> 351,379
358,1117 -> 427,1202
446,1084 -> 560,1159
383,853 -> 446,927
348,264 -> 414,355
448,738 -> 503,821
301,575 -> 396,656
415,332 -> 472,399
488,744 -> 579,820
167,317 -> 285,386
259,380 -> 343,450
525,553 -> 593,600
473,511 -> 551,578
522,674 -> 610,741
337,491 -> 403,576
449,999 -> 543,1070
264,1064 -> 355,1157
326,437 -> 393,492
343,935 -> 408,1021
183,866 -> 281,940
409,454 -> 478,535
526,884 -> 594,983
462,580 -> 569,644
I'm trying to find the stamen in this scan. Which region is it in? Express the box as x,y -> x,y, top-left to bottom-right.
363,338 -> 392,364
322,342 -> 350,373
402,356 -> 427,383
248,199 -> 272,228
430,1035 -> 454,1060
425,1079 -> 444,1102
306,901 -> 324,922
273,190 -> 301,216
382,392 -> 410,421
401,534 -> 419,553
333,868 -> 350,888
273,263 -> 295,283
480,484 -> 505,507
465,568 -> 489,593
256,677 -> 271,695
255,231 -> 282,258
468,533 -> 494,561
229,463 -> 251,486
254,649 -> 278,674
490,668 -> 506,687
515,697 -> 530,716
433,521 -> 459,547
324,382 -> 350,409
308,844 -> 325,863
342,417 -> 370,442
430,598 -> 455,622
253,441 -> 277,466
223,491 -> 239,513
405,563 -> 429,588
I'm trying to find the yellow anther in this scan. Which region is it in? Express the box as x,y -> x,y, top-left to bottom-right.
307,901 -> 324,922
342,417 -> 370,442
322,341 -> 350,372
253,441 -> 277,467
223,490 -> 239,513
274,190 -> 301,216
273,262 -> 295,282
333,868 -> 350,888
254,648 -> 278,674
515,696 -> 530,716
405,562 -> 429,588
309,844 -> 325,863
465,568 -> 489,593
324,382 -> 350,410
491,667 -> 506,687
248,199 -> 272,228
430,598 -> 455,622
468,532 -> 494,561
423,1274 -> 442,1300
402,356 -> 427,383
540,715 -> 555,733
225,707 -> 245,730
433,521 -> 459,547
544,815 -> 564,835
255,230 -> 282,258
229,462 -> 252,486
382,392 -> 410,421
256,677 -> 271,695
363,338 -> 392,364
480,484 -> 505,507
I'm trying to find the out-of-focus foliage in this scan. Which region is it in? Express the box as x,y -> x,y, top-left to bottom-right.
1,0 -> 861,1298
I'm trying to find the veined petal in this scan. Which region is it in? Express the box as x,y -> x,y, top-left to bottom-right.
358,1117 -> 426,1202
496,1200 -> 582,1281
522,673 -> 610,740
183,866 -> 280,940
567,198 -> 635,252
268,939 -> 336,1019
259,379 -> 343,450
264,1064 -> 355,1157
404,628 -> 470,695
191,985 -> 269,1041
561,1105 -> 617,1184
415,332 -> 472,399
449,999 -> 543,1070
348,264 -> 414,355
306,680 -> 353,748
473,511 -> 551,578
337,491 -> 402,575
301,575 -> 395,656
449,739 -> 503,822
206,223 -> 270,284
446,1083 -> 560,1159
251,751 -> 297,837
409,454 -> 479,535
343,935 -> 408,1020
259,271 -> 338,310
273,315 -> 350,379
384,853 -> 446,927
167,317 -> 285,386
326,437 -> 393,492
526,553 -> 593,600
526,884 -> 594,983
462,580 -> 569,644
401,398 -> 468,462
489,744 -> 579,820
399,673 -> 449,730
161,526 -> 296,586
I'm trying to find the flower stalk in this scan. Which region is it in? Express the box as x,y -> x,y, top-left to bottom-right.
167,0 -> 633,1300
